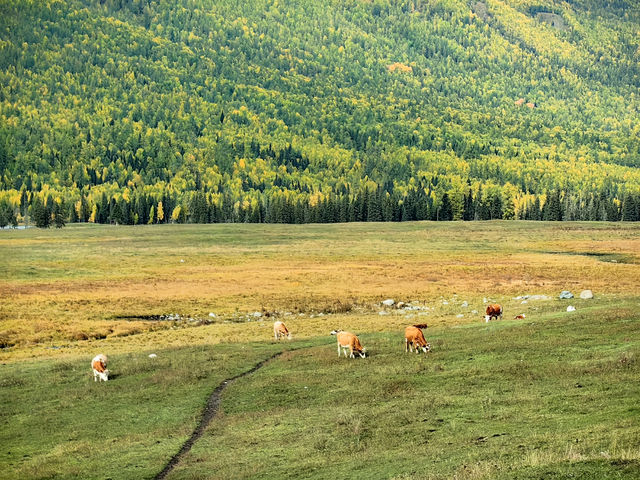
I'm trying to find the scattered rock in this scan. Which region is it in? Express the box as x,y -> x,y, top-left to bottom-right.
149,353 -> 157,358
180,259 -> 185,263
442,301 -> 449,305
528,294 -> 552,301
378,311 -> 390,316
252,311 -> 262,318
456,314 -> 464,318
521,300 -> 528,304
579,290 -> 594,299
471,310 -> 478,314
567,306 -> 576,312
382,299 -> 395,306
461,301 -> 469,308
209,312 -> 217,318
559,291 -> 574,299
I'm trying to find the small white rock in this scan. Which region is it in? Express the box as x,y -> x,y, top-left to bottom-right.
382,299 -> 395,306
456,314 -> 464,318
461,301 -> 469,308
148,353 -> 157,358
209,312 -> 217,318
567,306 -> 576,312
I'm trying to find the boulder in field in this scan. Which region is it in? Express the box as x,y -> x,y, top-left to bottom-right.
528,295 -> 552,301
559,291 -> 574,299
382,299 -> 395,306
567,305 -> 576,312
579,290 -> 594,299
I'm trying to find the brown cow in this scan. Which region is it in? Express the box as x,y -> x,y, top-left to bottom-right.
485,304 -> 503,322
330,330 -> 366,358
405,325 -> 431,354
273,321 -> 292,340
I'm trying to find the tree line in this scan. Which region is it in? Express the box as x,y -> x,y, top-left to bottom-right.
3,186 -> 639,229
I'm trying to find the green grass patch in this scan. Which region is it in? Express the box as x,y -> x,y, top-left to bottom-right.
166,302 -> 640,479
0,341 -> 321,480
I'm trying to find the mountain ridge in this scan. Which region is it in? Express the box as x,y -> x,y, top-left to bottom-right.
0,0 -> 639,224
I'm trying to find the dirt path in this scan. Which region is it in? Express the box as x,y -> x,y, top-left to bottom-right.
154,351 -> 283,480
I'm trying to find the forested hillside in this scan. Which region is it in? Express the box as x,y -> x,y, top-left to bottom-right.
1,0 -> 639,226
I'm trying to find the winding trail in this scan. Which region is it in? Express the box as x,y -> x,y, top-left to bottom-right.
154,351 -> 283,480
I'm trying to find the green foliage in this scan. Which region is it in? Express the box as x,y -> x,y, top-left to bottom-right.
30,196 -> 51,228
0,0 -> 639,222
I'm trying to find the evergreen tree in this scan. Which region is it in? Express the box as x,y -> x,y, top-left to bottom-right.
621,193 -> 637,221
31,197 -> 51,228
543,190 -> 563,221
53,200 -> 66,228
439,193 -> 453,221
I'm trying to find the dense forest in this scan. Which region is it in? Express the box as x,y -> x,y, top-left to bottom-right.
1,0 -> 639,226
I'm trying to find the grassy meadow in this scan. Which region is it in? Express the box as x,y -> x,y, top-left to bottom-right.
1,221 -> 639,479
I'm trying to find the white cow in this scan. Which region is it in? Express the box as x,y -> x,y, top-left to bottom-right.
91,354 -> 109,382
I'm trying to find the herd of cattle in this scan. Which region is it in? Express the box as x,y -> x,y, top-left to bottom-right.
92,303 -> 512,379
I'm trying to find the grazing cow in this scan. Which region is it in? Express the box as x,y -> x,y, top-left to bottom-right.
273,321 -> 292,340
91,354 -> 109,382
514,314 -> 526,320
330,330 -> 366,358
405,324 -> 431,354
485,304 -> 503,323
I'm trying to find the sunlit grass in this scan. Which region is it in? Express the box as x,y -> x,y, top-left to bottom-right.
1,222 -> 639,479
1,221 -> 639,358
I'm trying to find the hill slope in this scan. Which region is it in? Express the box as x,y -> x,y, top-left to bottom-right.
1,0 -> 639,223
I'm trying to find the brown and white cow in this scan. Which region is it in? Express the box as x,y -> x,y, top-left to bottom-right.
330,330 -> 366,358
405,324 -> 431,354
273,321 -> 292,340
485,304 -> 503,322
91,354 -> 109,382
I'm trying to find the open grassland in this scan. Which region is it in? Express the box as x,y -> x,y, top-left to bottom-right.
0,222 -> 639,478
1,221 -> 639,358
169,304 -> 640,480
1,301 -> 638,479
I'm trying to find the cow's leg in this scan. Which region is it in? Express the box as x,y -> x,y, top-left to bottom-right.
338,345 -> 341,357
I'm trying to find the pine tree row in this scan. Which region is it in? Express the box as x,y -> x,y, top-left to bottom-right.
3,188 -> 638,229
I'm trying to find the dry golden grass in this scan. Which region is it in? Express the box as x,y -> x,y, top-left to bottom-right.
1,221 -> 639,361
